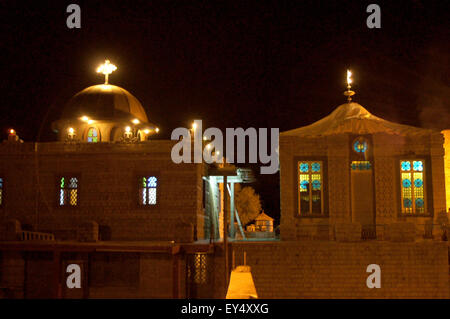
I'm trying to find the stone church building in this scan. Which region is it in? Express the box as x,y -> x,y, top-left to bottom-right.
0,65 -> 449,299
0,62 -> 251,298
280,101 -> 448,242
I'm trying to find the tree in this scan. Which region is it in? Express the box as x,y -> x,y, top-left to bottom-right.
234,185 -> 262,226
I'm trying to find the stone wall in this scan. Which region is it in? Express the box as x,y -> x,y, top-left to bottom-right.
0,250 -> 186,299
280,131 -> 448,241
0,141 -> 206,242
226,241 -> 449,298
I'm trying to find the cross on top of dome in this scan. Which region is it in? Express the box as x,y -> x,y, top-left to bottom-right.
96,59 -> 117,84
344,69 -> 356,102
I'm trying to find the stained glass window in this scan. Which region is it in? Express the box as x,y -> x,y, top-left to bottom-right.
59,176 -> 78,206
87,128 -> 99,143
353,138 -> 368,153
351,161 -> 372,170
400,160 -> 426,214
0,177 -> 3,206
298,161 -> 323,215
140,176 -> 158,205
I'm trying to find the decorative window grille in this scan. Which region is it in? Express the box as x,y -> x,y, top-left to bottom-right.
139,176 -> 158,205
59,177 -> 78,206
400,160 -> 426,214
190,253 -> 207,284
87,127 -> 99,143
351,161 -> 372,170
298,161 -> 323,215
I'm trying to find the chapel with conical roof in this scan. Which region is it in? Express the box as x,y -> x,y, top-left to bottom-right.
280,71 -> 448,241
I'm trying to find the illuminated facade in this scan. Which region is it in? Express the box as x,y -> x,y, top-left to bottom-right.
0,62 -> 249,299
1,65 -> 448,299
280,100 -> 448,241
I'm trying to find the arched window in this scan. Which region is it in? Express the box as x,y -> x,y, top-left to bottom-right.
87,127 -> 99,143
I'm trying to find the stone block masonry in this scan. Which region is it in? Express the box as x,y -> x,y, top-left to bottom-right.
224,241 -> 449,298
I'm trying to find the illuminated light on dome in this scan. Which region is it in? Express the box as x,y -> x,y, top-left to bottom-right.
347,70 -> 352,86
344,69 -> 355,102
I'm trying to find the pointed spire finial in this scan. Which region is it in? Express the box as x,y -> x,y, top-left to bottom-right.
96,59 -> 117,84
343,69 -> 355,102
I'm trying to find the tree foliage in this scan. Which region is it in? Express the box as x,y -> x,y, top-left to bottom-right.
235,185 -> 262,226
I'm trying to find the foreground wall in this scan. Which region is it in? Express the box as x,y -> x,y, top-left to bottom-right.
0,250 -> 186,299
224,241 -> 449,298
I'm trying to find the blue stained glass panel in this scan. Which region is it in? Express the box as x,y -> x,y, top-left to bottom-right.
415,198 -> 424,208
311,163 -> 321,172
402,179 -> 411,188
300,180 -> 309,190
147,176 -> 157,187
299,163 -> 309,173
312,180 -> 321,190
403,198 -> 412,208
353,140 -> 367,153
401,161 -> 411,171
413,161 -> 423,171
414,179 -> 423,188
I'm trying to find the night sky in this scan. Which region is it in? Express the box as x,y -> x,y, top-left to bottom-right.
1,0 -> 449,222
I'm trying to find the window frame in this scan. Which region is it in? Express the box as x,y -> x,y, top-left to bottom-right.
136,173 -> 160,208
397,158 -> 433,217
57,174 -> 80,208
294,157 -> 329,218
86,127 -> 101,143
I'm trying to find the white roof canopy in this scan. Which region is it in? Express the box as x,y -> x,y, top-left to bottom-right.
281,102 -> 436,137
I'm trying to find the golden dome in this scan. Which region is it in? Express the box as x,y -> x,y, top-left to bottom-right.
60,84 -> 149,122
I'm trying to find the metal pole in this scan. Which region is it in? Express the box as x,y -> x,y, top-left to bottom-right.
230,182 -> 235,239
223,175 -> 229,287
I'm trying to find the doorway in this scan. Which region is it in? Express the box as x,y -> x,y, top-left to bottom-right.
350,161 -> 375,239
